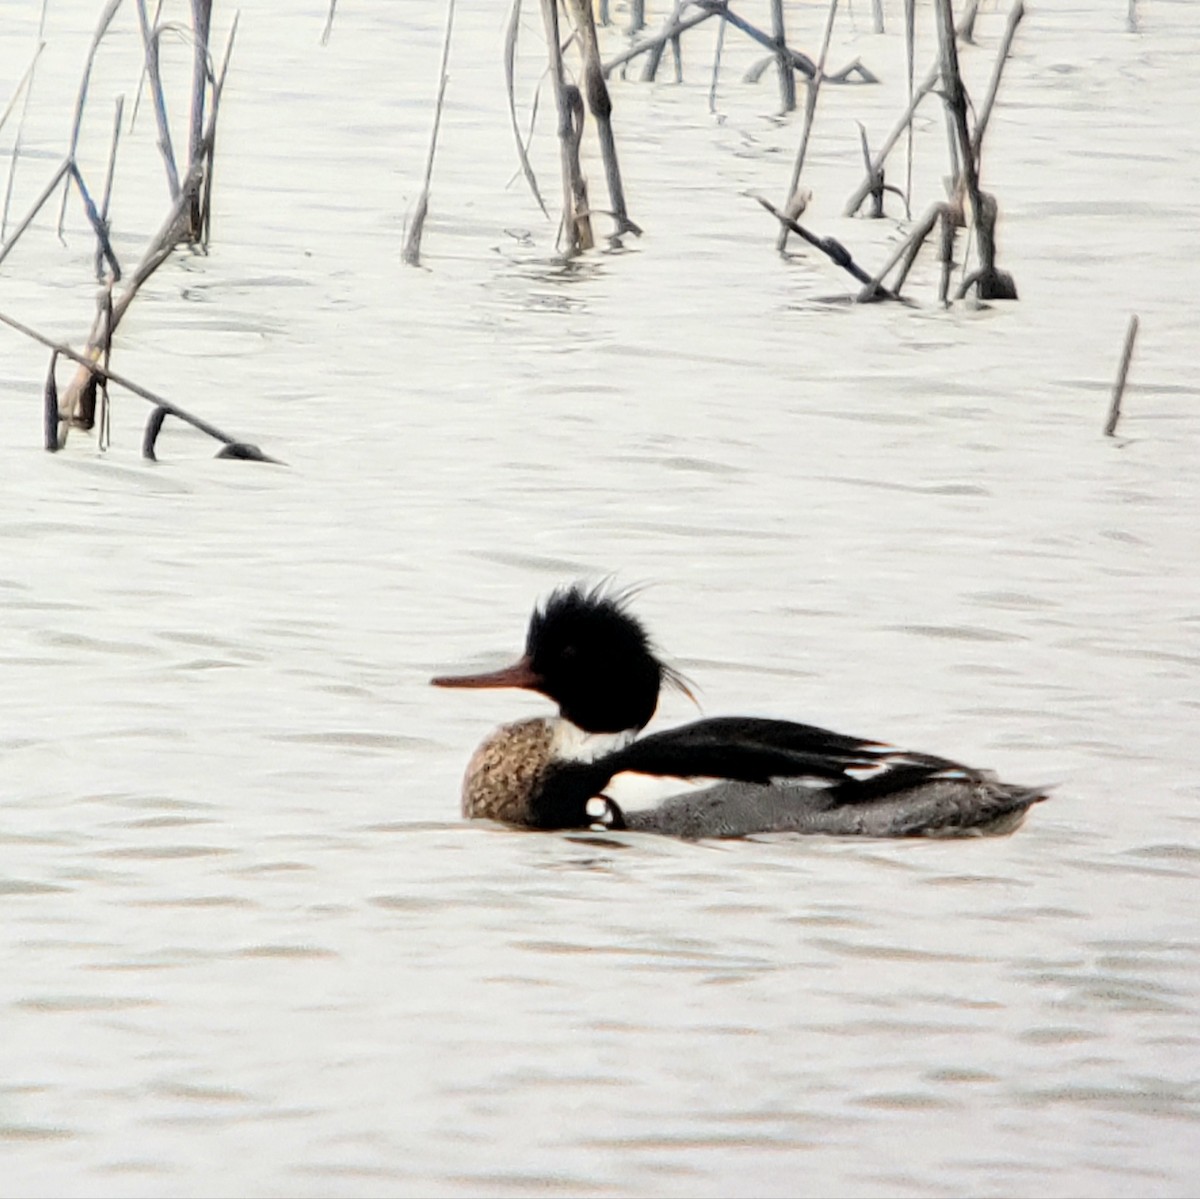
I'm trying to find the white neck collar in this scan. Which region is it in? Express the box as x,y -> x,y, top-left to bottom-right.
549,718 -> 638,763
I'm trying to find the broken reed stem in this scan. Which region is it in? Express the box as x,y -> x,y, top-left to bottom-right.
0,42 -> 44,138
845,62 -> 938,215
844,3 -> 980,217
43,350 -> 59,451
1105,315 -> 1139,437
69,163 -> 121,280
0,308 -> 273,458
933,2 -> 983,247
134,0 -> 180,200
756,195 -> 895,298
970,0 -> 1025,163
769,0 -> 796,112
99,95 -> 123,226
640,0 -> 686,83
896,202 -> 946,294
1127,0 -> 1138,33
953,190 -> 1015,299
0,157 -> 70,269
855,122 -> 879,218
932,0 -> 1017,301
701,1 -> 818,79
1,43 -> 45,241
0,7 -> 232,281
857,200 -> 945,300
129,0 -> 164,131
93,94 -> 124,280
636,0 -> 686,83
708,11 -> 727,113
541,0 -> 592,254
937,203 -> 956,305
603,9 -> 716,77
115,41 -> 231,315
669,0 -> 686,81
198,14 -> 238,249
113,150 -> 204,322
778,0 -> 839,251
402,0 -> 457,267
58,0 -> 124,237
56,31 -> 236,442
95,287 -> 115,449
565,0 -> 638,239
958,0 -> 981,43
904,0 -> 914,210
504,0 -> 548,217
189,1 -> 213,165
322,0 -> 338,45
607,2 -> 871,86
188,0 -> 213,235
2,2 -> 49,238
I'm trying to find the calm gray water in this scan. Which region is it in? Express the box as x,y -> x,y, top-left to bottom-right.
1,1 -> 1197,1195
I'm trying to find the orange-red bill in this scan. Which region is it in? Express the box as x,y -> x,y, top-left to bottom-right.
431,656 -> 542,691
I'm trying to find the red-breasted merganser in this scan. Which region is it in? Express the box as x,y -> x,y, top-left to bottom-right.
432,584 -> 1048,838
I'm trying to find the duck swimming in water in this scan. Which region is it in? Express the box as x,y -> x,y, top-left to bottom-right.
432,583 -> 1048,839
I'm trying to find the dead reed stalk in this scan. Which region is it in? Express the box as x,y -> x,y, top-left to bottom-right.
0,309 -> 278,462
134,0 -> 180,201
1,38 -> 46,239
857,201 -> 945,301
903,0 -> 914,209
27,4 -> 241,449
1105,315 -> 1139,437
854,0 -> 1019,302
635,0 -> 682,84
610,1 -> 874,89
524,0 -> 639,255
505,0 -> 549,217
933,0 -> 1016,300
958,0 -> 982,43
769,0 -> 796,112
708,10 -> 727,113
94,95 -> 124,281
777,0 -> 839,251
56,0 -> 123,235
844,3 -> 979,217
756,195 -> 896,299
603,8 -> 717,78
542,0 -> 593,253
970,1 -> 1026,163
403,0 -> 457,267
322,0 -> 339,46
566,0 -> 639,240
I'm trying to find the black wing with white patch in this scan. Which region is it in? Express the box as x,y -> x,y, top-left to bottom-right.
526,716 -> 978,829
598,717 -> 975,805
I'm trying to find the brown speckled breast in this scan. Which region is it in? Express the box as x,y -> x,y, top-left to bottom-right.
461,718 -> 555,826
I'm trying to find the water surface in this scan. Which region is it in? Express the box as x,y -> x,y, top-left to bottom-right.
0,1 -> 1197,1195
